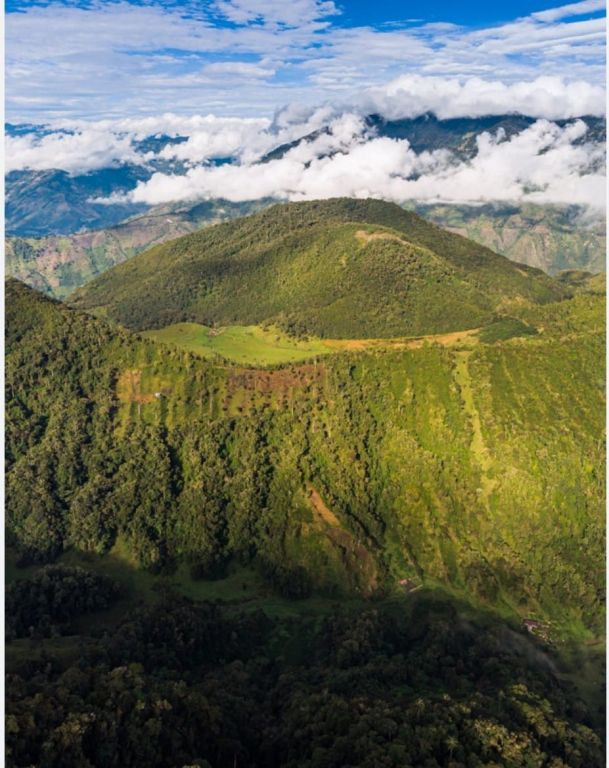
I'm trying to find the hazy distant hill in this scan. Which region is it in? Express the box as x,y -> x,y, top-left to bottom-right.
6,199 -> 265,298
417,202 -> 606,275
5,167 -> 150,237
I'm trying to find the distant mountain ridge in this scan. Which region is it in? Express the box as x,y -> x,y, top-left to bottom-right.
6,112 -> 605,237
263,113 -> 606,163
5,133 -> 191,237
6,199 -> 267,298
416,202 -> 606,275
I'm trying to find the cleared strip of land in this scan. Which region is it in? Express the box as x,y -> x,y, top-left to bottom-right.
143,322 -> 480,365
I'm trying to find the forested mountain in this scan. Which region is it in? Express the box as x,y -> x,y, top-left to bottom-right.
7,199 -> 604,300
6,241 -> 605,764
70,198 -> 567,335
7,271 -> 604,634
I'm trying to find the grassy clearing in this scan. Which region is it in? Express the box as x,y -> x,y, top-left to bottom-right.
142,323 -> 331,365
143,322 -> 481,365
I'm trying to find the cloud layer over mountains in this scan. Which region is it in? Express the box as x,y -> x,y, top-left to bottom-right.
116,116 -> 606,211
6,75 -> 606,212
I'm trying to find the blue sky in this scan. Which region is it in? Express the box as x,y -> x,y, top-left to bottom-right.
5,0 -> 606,121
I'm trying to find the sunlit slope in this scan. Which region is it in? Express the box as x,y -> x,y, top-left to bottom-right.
7,279 -> 604,637
69,198 -> 567,337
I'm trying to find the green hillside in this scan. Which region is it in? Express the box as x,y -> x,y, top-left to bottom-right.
9,198 -> 604,302
6,274 -> 605,765
69,198 -> 567,337
7,277 -> 604,638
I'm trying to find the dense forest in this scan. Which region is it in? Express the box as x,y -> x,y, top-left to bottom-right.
6,587 -> 604,768
69,199 -> 567,335
6,277 -> 604,634
5,199 -> 605,765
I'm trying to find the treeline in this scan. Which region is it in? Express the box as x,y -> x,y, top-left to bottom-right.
6,594 -> 604,767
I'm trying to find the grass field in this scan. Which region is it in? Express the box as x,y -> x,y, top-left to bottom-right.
142,322 -> 482,364
142,323 -> 331,364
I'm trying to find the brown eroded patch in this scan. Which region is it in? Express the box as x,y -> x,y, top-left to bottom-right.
116,369 -> 156,404
308,486 -> 341,527
306,485 -> 379,595
223,363 -> 325,413
355,229 -> 407,246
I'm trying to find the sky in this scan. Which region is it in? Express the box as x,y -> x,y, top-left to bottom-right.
5,0 -> 607,122
4,0 -> 607,212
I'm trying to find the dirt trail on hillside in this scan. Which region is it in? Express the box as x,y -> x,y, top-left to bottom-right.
322,327 -> 480,353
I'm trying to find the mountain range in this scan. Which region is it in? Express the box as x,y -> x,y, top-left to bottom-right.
263,112 -> 606,162
6,113 -> 605,238
6,199 -> 268,297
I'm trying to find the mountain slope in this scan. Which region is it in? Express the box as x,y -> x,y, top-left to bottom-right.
5,168 -> 150,237
9,199 -> 604,300
418,202 -> 606,275
7,278 -> 604,638
6,199 -> 265,298
70,198 -> 567,337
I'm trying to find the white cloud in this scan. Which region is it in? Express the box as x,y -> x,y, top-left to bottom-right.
4,128 -> 141,174
5,99 -> 603,219
203,61 -> 276,78
101,117 -> 605,212
531,0 -> 606,23
362,75 -> 606,120
214,0 -> 339,28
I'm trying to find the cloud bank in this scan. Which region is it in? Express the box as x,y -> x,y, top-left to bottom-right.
5,75 -> 605,212
112,117 -> 605,212
362,75 -> 605,121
